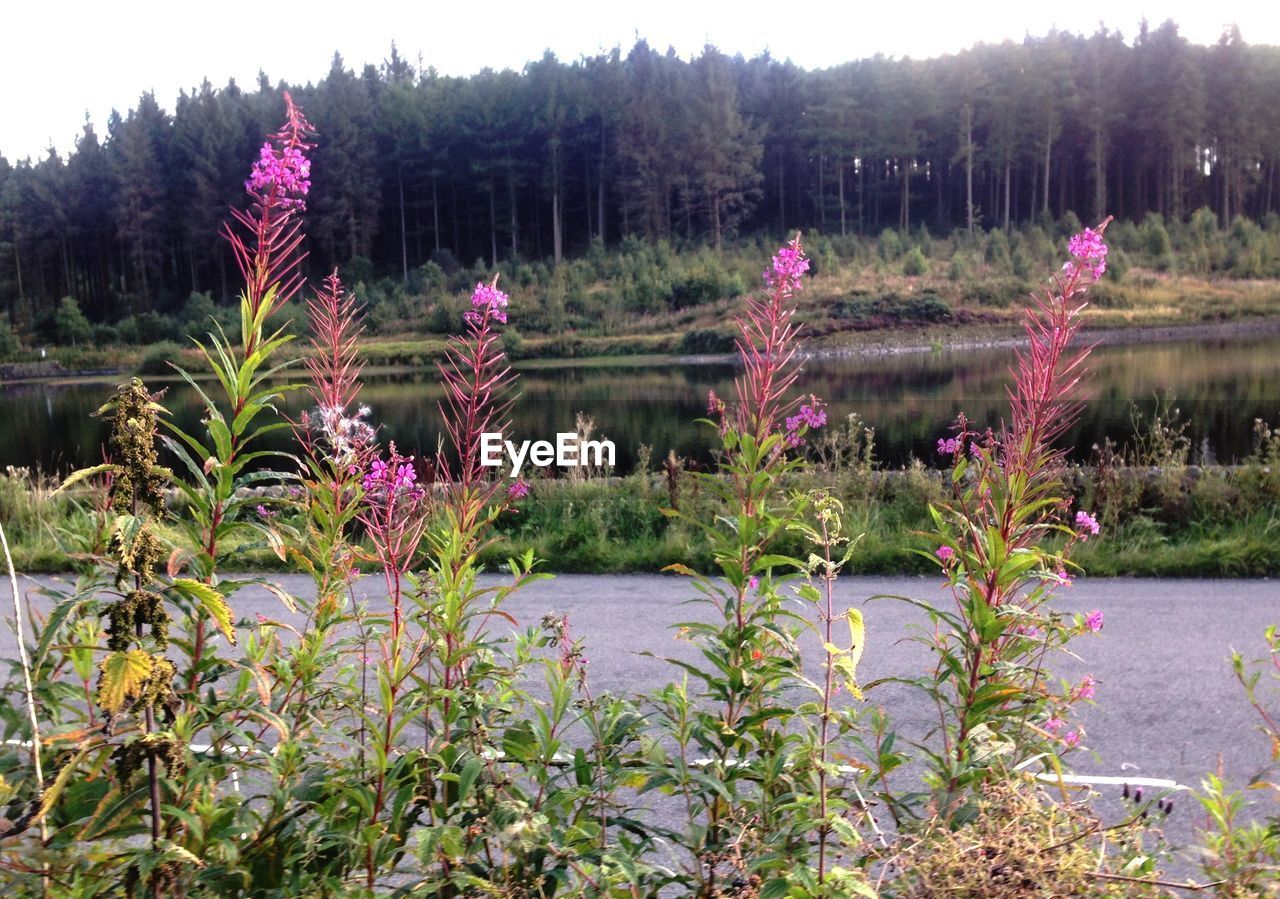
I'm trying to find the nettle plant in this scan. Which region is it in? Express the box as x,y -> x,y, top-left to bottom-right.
878,222 -> 1114,822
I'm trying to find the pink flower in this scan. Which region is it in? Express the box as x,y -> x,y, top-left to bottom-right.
1064,227 -> 1108,283
245,142 -> 311,210
1044,717 -> 1065,734
763,237 -> 810,297
465,279 -> 509,325
1055,568 -> 1075,587
1076,675 -> 1097,701
935,545 -> 954,563
1063,730 -> 1081,748
936,437 -> 961,455
1085,609 -> 1104,632
748,576 -> 759,590
508,479 -> 530,500
362,445 -> 424,501
363,458 -> 389,492
255,503 -> 277,519
393,462 -> 417,490
1075,510 -> 1100,539
784,398 -> 827,447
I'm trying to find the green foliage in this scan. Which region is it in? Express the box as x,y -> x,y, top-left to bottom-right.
53,297 -> 92,347
902,246 -> 928,276
136,340 -> 185,375
0,313 -> 21,360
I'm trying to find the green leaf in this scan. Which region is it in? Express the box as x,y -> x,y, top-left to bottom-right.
168,579 -> 236,645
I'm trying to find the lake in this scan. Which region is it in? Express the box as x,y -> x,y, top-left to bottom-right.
3,332 -> 1279,475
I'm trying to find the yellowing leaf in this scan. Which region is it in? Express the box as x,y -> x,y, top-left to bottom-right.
97,650 -> 154,714
840,609 -> 867,700
169,578 -> 236,645
53,463 -> 118,495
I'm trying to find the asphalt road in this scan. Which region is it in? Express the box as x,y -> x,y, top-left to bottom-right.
5,572 -> 1278,860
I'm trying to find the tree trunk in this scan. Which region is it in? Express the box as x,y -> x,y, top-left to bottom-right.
489,181 -> 498,270
508,168 -> 518,258
13,238 -> 24,302
598,125 -> 607,242
817,154 -> 826,227
1002,158 -> 1011,233
398,166 -> 408,285
1042,122 -> 1052,218
432,173 -> 441,254
778,154 -> 785,233
552,184 -> 562,265
584,154 -> 593,242
838,158 -> 847,237
963,105 -> 975,234
713,193 -> 723,252
1093,127 -> 1106,223
900,158 -> 910,231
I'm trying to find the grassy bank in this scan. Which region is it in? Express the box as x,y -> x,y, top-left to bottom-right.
6,456 -> 1278,577
6,213 -> 1280,379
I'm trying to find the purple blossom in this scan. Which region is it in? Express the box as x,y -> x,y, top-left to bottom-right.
1075,509 -> 1101,539
935,545 -> 954,563
255,503 -> 277,519
363,458 -> 389,492
1085,609 -> 1104,632
1063,730 -> 1081,748
763,237 -> 810,296
748,576 -> 759,590
362,447 -> 424,501
937,437 -> 961,455
1044,717 -> 1065,734
245,142 -> 311,209
1063,227 -> 1108,283
508,479 -> 530,500
784,400 -> 827,447
464,279 -> 509,325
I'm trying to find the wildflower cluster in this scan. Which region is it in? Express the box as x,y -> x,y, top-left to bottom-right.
245,142 -> 311,208
1075,509 -> 1101,539
936,436 -> 961,455
763,235 -> 810,296
784,397 -> 828,446
362,447 -> 423,500
465,277 -> 509,325
1064,225 -> 1109,283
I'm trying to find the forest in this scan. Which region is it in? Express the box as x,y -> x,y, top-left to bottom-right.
1,20 -> 1279,334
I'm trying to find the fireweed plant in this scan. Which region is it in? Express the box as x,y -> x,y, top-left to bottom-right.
875,221 -> 1115,822
644,236 -> 854,894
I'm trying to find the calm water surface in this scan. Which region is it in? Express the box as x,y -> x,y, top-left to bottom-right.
3,334 -> 1278,474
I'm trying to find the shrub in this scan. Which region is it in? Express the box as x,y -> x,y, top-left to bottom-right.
137,340 -> 185,375
53,296 -> 92,346
903,245 -> 928,276
679,328 -> 737,354
0,313 -> 21,361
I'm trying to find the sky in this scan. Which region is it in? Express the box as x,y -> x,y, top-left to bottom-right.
3,0 -> 1276,162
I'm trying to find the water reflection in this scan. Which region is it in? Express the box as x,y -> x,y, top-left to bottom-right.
4,334 -> 1278,474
